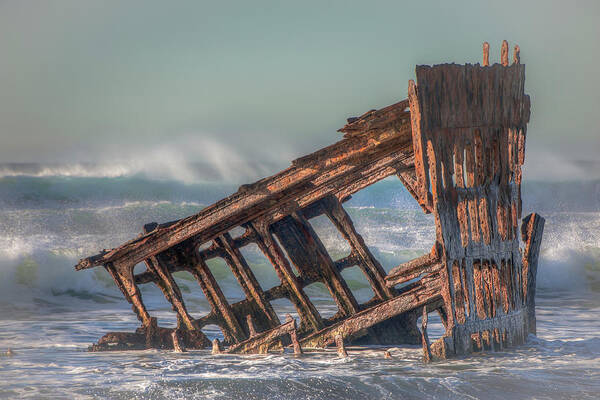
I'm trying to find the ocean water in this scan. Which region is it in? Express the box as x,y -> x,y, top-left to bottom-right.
0,164 -> 599,399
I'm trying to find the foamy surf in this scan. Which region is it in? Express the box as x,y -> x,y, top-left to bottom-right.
0,175 -> 599,399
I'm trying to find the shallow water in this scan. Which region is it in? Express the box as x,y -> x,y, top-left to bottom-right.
0,172 -> 599,399
1,293 -> 599,399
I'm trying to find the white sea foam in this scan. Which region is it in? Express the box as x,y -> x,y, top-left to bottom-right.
0,163 -> 133,179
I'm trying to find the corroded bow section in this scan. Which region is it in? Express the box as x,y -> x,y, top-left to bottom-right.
76,41 -> 543,360
405,40 -> 543,358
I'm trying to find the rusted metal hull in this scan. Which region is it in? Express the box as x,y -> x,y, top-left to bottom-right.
76,41 -> 544,361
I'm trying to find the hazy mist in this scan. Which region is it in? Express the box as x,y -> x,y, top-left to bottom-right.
0,0 -> 598,181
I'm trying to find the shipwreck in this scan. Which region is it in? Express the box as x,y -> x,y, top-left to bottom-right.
76,41 -> 545,361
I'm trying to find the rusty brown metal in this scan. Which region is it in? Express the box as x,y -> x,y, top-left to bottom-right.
76,41 -> 544,361
407,42 -> 544,360
226,314 -> 298,354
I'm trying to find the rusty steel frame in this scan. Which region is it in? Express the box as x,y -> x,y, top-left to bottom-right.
76,41 -> 544,361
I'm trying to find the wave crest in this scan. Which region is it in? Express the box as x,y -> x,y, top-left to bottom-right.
0,136 -> 291,183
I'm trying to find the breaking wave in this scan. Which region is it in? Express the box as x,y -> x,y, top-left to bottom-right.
0,176 -> 599,315
0,160 -> 278,184
0,136 -> 296,185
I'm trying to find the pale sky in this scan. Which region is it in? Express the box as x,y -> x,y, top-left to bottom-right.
0,0 -> 598,179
